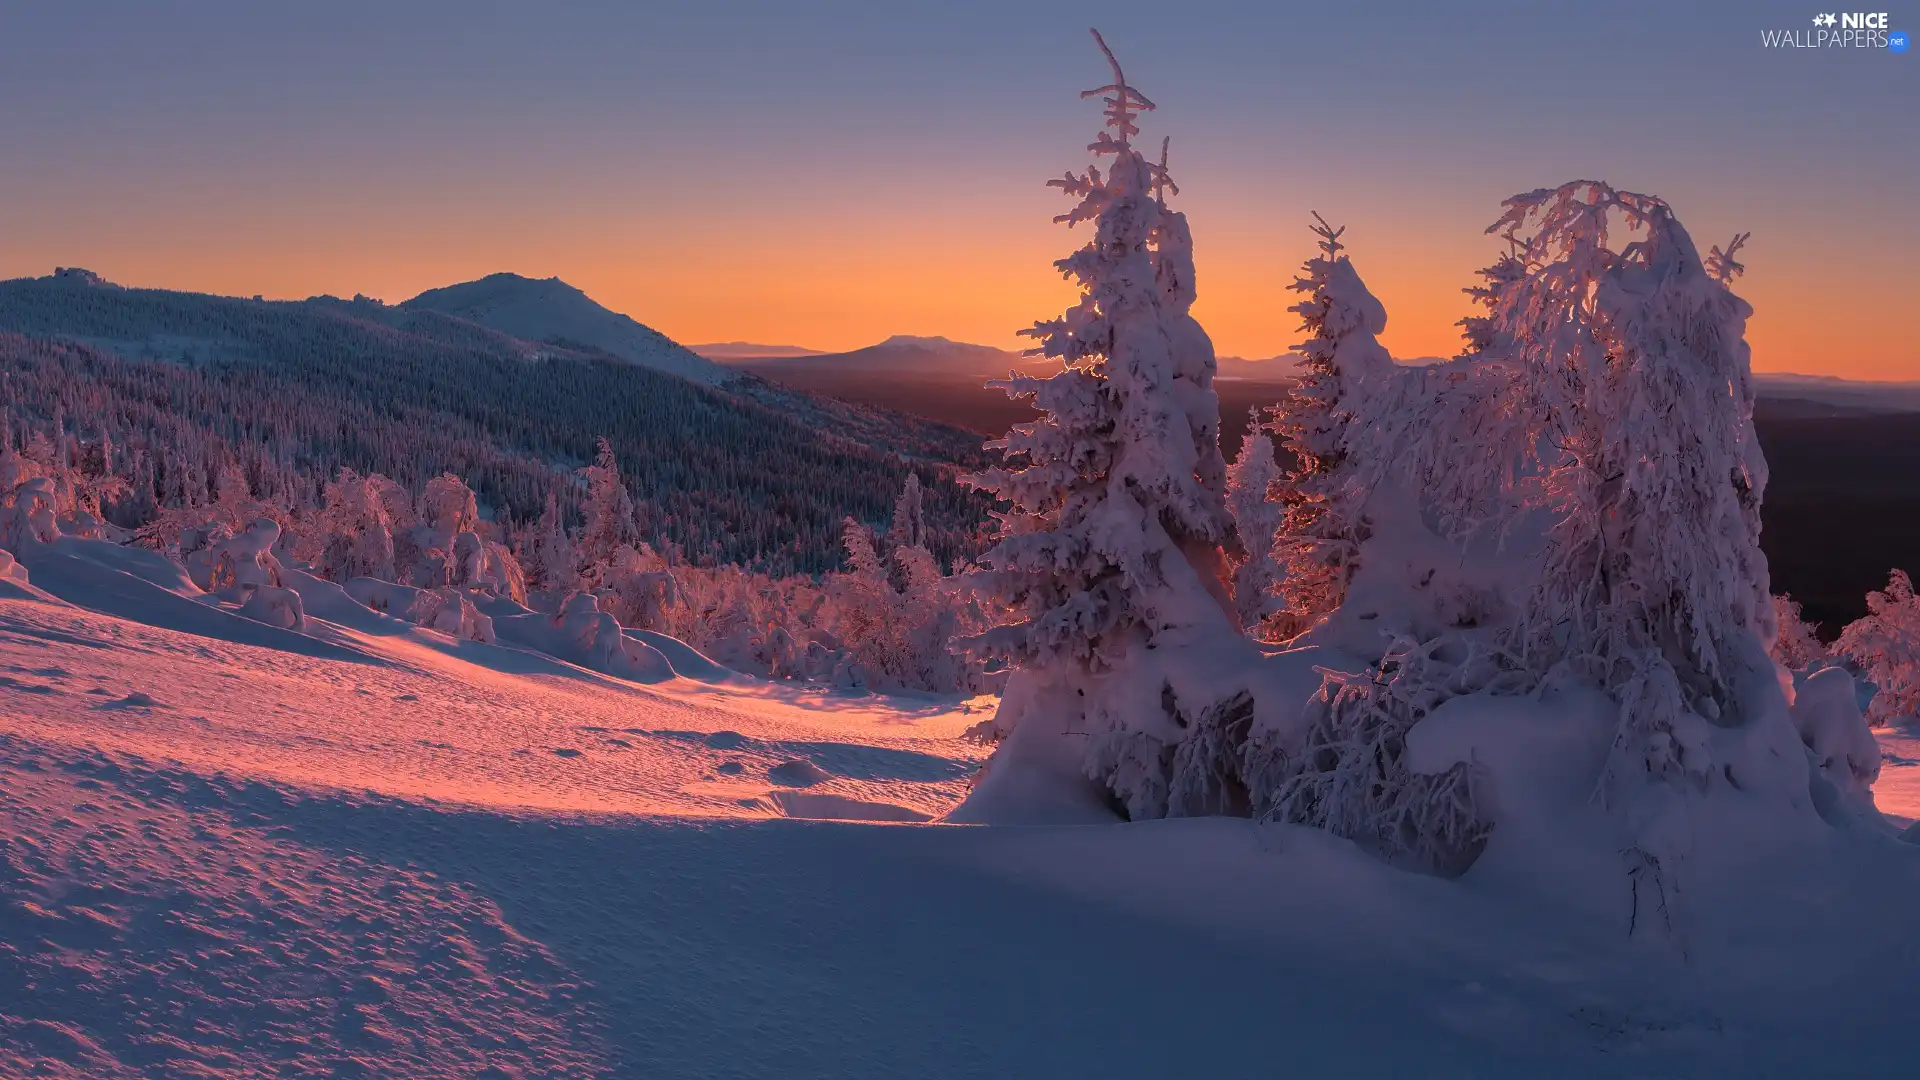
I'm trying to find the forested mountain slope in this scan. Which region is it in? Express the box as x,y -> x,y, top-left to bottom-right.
0,272 -> 995,573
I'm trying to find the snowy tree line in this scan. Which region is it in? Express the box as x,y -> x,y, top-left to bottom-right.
0,278 -> 996,575
0,404 -> 1005,693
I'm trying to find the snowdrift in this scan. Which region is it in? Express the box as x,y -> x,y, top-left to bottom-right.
3,526 -> 739,691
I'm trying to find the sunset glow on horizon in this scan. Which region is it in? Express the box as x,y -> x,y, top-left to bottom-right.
2,1 -> 1912,378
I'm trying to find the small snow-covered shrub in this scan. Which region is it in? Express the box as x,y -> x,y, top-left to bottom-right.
2,477 -> 60,551
203,518 -> 287,594
1250,634 -> 1526,876
598,543 -> 681,632
308,468 -> 399,582
829,521 -> 984,693
1772,594 -> 1827,671
1834,569 -> 1920,726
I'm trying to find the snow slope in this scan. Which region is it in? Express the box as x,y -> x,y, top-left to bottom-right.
4,565 -> 1920,1077
401,274 -> 726,385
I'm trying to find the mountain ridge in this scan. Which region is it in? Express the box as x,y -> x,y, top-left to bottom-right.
400,272 -> 725,385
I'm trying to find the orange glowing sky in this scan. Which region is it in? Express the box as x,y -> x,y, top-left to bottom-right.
1,3 -> 1913,379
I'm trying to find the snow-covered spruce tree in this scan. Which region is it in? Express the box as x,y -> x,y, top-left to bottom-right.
520,490 -> 577,594
1146,134 -> 1234,591
962,30 -> 1245,820
576,436 -> 638,588
310,467 -> 397,582
1835,570 -> 1920,726
421,473 -> 480,538
1491,185 -> 1775,761
1477,185 -> 1797,932
887,471 -> 926,553
1257,192 -> 1801,890
1268,214 -> 1395,636
884,471 -> 928,593
1223,418 -> 1286,636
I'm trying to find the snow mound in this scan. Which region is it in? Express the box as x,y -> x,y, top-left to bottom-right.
490,593 -> 677,683
1792,666 -> 1886,827
767,759 -> 833,787
17,538 -> 376,666
767,790 -> 931,822
95,691 -> 165,710
401,273 -> 725,385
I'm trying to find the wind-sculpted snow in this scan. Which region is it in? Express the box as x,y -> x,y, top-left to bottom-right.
0,737 -> 607,1079
3,563 -> 1920,1075
0,586 -> 986,820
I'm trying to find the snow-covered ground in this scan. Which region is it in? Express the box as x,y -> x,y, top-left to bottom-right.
4,572 -> 1918,1077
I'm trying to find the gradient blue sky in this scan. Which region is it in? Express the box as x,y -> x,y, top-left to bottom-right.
1,1 -> 1912,375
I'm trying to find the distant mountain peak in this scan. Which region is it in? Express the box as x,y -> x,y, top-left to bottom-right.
402,274 -> 724,385
723,333 -> 1049,378
692,341 -> 826,361
872,334 -> 1009,354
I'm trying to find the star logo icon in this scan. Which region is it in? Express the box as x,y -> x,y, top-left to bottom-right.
1813,13 -> 1838,26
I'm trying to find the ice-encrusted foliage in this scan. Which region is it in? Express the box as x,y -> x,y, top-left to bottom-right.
311,468 -> 399,582
1457,240 -> 1530,362
1835,570 -> 1920,726
1487,182 -> 1775,791
887,471 -> 926,552
576,437 -> 639,585
1146,137 -> 1231,535
1269,215 -> 1395,633
964,29 -> 1231,674
1771,594 -> 1828,671
1254,185 -> 1806,898
1223,423 -> 1286,635
520,491 -> 576,593
962,30 -> 1242,816
1249,634 -> 1526,876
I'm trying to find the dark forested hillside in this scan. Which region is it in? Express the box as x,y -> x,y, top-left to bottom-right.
736,363 -> 1920,633
0,277 -> 996,574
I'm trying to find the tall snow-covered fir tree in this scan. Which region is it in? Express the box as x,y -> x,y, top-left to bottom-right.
1268,214 -> 1394,634
1146,134 -> 1233,582
1488,183 -> 1776,777
963,29 -> 1243,819
887,471 -> 926,553
576,436 -> 637,587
